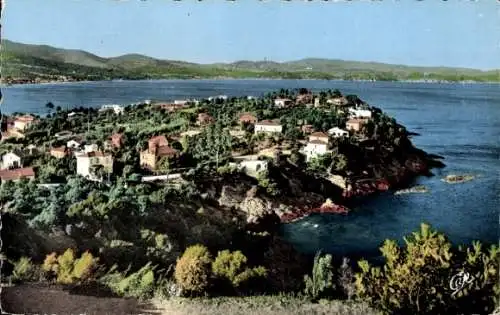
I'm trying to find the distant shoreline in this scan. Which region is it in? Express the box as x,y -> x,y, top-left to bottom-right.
2,77 -> 500,88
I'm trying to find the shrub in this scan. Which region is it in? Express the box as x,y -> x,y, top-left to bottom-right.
42,249 -> 99,284
355,223 -> 500,315
101,263 -> 157,299
212,249 -> 267,289
337,257 -> 355,300
174,244 -> 212,295
304,251 -> 335,301
11,257 -> 39,282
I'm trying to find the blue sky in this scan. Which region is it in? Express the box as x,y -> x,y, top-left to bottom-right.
3,0 -> 500,69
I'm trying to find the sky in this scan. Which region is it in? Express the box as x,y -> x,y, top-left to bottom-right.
3,0 -> 500,70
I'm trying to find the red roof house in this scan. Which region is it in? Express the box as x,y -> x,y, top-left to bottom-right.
239,113 -> 257,124
0,167 -> 35,181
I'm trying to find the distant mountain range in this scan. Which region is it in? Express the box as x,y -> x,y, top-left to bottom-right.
2,39 -> 499,83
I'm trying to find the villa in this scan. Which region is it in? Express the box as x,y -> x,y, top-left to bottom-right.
66,139 -> 83,149
76,151 -> 114,181
50,146 -> 68,159
1,150 -> 24,170
274,98 -> 293,108
254,120 -> 283,134
0,167 -> 35,182
140,135 -> 178,170
327,96 -> 349,106
348,107 -> 372,119
328,127 -> 349,138
13,115 -> 37,131
239,113 -> 257,124
346,118 -> 368,132
309,131 -> 330,144
303,140 -> 330,162
99,104 -> 124,115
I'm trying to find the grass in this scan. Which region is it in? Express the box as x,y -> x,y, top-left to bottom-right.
149,295 -> 380,315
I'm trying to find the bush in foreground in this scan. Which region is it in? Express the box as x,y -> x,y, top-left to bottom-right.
42,249 -> 99,284
212,249 -> 267,293
100,263 -> 157,299
11,257 -> 41,283
303,251 -> 335,301
174,244 -> 212,296
355,223 -> 500,315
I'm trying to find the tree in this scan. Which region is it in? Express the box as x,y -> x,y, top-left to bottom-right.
174,244 -> 212,296
304,251 -> 335,301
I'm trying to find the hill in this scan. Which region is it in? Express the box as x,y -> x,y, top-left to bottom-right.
2,39 -> 499,83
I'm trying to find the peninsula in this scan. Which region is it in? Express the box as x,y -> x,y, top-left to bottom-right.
2,89 -> 497,315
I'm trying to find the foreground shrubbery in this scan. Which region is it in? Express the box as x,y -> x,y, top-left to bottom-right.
355,223 -> 499,315
42,249 -> 99,284
5,224 -> 498,314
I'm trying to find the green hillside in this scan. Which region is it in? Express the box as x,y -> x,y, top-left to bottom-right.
1,39 -> 499,83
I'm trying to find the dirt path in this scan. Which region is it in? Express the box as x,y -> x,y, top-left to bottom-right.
1,284 -> 160,315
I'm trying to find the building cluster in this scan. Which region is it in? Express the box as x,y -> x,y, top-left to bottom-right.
0,92 -> 375,183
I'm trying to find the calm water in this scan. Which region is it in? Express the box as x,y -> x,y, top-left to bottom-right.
2,80 -> 499,257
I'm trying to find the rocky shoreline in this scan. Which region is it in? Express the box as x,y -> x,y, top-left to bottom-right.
279,199 -> 349,223
277,153 -> 444,224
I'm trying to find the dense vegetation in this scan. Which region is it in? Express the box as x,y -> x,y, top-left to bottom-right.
3,39 -> 499,83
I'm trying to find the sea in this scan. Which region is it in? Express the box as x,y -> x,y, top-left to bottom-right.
2,79 -> 499,258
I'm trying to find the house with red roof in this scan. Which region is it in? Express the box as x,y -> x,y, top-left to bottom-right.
346,118 -> 368,132
50,146 -> 68,159
309,131 -> 330,144
0,167 -> 35,182
140,135 -> 178,170
239,113 -> 257,124
13,115 -> 37,131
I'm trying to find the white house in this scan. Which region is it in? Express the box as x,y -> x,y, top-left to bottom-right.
76,151 -> 113,181
254,120 -> 283,134
99,104 -> 124,115
274,98 -> 293,108
174,100 -> 188,105
67,139 -> 82,149
348,107 -> 372,119
84,144 -> 99,153
1,151 -> 23,170
230,155 -> 269,178
303,140 -> 330,162
327,96 -> 348,106
328,127 -> 349,138
208,95 -> 228,101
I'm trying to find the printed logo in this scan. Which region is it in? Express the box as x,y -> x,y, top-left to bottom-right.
449,270 -> 475,297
